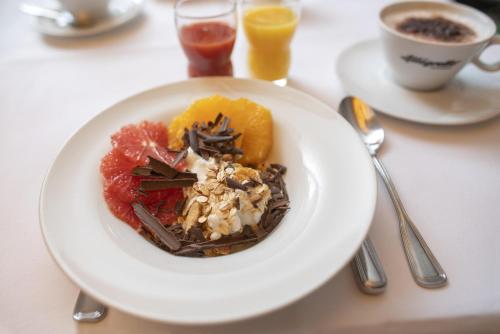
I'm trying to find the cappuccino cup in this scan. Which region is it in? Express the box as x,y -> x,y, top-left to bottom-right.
379,1 -> 500,91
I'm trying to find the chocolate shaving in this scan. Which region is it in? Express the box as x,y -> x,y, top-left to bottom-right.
178,113 -> 244,161
172,149 -> 188,167
187,227 -> 206,242
196,130 -> 209,139
270,185 -> 281,194
173,236 -> 259,256
132,166 -> 156,176
182,130 -> 189,146
132,202 -> 181,251
257,165 -> 290,233
140,178 -> 196,190
152,199 -> 166,216
148,156 -> 179,178
213,113 -> 223,126
242,225 -> 255,237
226,147 -> 243,155
219,117 -> 229,133
166,223 -> 184,235
253,226 -> 268,239
135,156 -> 197,192
226,177 -> 248,191
203,135 -> 234,144
175,172 -> 198,180
268,199 -> 289,211
249,178 -> 262,186
174,198 -> 186,216
199,145 -> 220,154
200,150 -> 210,160
270,163 -> 287,174
188,129 -> 199,154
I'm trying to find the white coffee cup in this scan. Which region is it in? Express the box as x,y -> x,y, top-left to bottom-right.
58,0 -> 111,24
379,1 -> 500,91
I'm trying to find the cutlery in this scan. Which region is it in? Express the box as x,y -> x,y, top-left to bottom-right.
351,237 -> 387,294
73,291 -> 107,322
19,3 -> 92,28
338,100 -> 387,295
339,96 -> 447,288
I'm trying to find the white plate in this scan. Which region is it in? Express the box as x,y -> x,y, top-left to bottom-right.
39,78 -> 376,324
33,0 -> 143,38
336,39 -> 500,125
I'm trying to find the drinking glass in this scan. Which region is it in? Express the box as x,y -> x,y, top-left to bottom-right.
242,0 -> 300,86
175,0 -> 237,77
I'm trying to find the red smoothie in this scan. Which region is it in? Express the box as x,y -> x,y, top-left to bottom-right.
179,22 -> 236,77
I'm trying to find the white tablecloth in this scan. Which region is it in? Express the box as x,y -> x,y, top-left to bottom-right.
1,0 -> 500,333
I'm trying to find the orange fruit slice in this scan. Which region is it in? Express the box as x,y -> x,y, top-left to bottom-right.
168,95 -> 273,165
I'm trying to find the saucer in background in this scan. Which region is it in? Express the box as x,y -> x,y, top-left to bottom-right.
336,39 -> 500,125
31,0 -> 144,37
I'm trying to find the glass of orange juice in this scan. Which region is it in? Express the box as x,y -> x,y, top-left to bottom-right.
242,0 -> 300,86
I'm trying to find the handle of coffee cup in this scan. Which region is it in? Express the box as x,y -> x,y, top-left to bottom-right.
472,35 -> 500,72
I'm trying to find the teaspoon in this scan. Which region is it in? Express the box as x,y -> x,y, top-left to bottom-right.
339,96 -> 447,288
73,291 -> 107,322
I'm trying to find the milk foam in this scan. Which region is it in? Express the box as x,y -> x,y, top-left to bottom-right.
381,2 -> 494,43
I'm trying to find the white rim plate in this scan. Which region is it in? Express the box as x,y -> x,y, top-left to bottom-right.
39,78 -> 376,324
336,39 -> 500,125
33,0 -> 143,37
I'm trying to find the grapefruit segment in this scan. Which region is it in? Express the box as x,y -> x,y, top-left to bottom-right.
101,121 -> 186,229
101,149 -> 141,202
111,121 -> 174,166
103,187 -> 141,230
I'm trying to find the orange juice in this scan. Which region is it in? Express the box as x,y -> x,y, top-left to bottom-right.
243,6 -> 298,81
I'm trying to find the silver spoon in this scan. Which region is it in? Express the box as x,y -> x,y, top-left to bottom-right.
73,291 -> 107,322
351,237 -> 387,294
339,101 -> 387,295
19,3 -> 93,28
339,96 -> 447,289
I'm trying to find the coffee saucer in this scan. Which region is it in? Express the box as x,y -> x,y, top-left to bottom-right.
336,39 -> 500,125
31,0 -> 144,37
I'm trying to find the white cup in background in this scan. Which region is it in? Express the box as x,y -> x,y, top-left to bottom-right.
58,0 -> 111,24
379,1 -> 500,91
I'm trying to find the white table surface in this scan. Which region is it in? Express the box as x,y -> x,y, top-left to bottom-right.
1,0 -> 500,333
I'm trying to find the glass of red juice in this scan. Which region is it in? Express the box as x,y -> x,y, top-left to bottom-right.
175,0 -> 237,77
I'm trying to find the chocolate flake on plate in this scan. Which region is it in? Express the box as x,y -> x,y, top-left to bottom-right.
137,156 -> 198,191
132,166 -> 157,176
226,177 -> 248,191
172,149 -> 188,167
140,178 -> 197,191
175,198 -> 186,216
148,156 -> 179,178
132,202 -> 181,251
180,114 -> 244,162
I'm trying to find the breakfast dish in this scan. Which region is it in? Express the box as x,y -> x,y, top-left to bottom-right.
39,78 -> 376,323
100,96 -> 290,257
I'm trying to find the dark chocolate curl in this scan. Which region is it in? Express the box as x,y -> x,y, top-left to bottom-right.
132,202 -> 181,251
